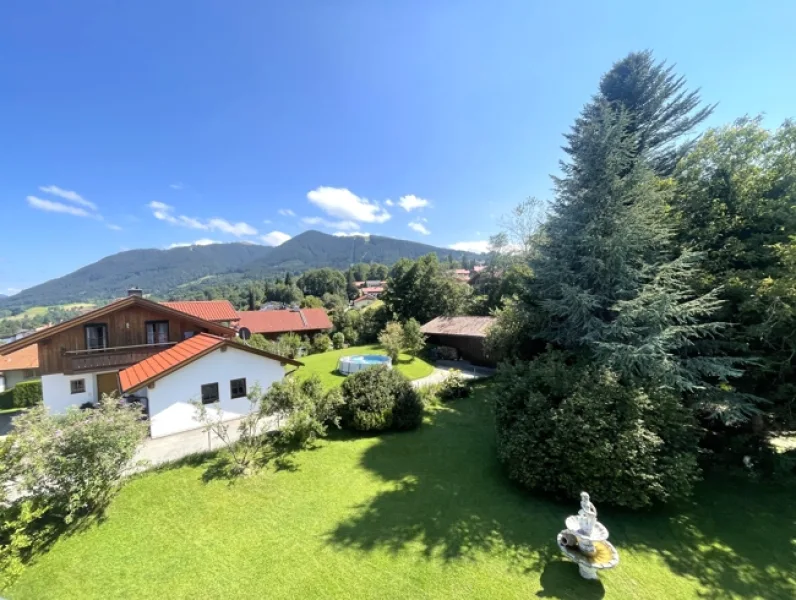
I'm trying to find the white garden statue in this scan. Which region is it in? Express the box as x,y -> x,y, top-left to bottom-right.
556,491 -> 619,580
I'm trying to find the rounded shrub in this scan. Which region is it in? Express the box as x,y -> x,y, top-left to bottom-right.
492,351 -> 701,509
340,366 -> 423,432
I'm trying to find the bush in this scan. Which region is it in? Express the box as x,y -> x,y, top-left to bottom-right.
438,371 -> 471,401
332,331 -> 345,349
262,376 -> 342,448
0,379 -> 43,410
311,333 -> 332,354
492,351 -> 701,509
1,395 -> 148,523
340,366 -> 422,432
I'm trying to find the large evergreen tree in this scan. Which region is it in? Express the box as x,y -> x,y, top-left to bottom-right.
491,54 -> 739,507
599,50 -> 715,174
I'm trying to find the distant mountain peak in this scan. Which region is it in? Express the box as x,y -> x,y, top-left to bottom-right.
0,231 -> 480,310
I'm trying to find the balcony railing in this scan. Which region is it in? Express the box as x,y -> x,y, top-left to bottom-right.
63,342 -> 177,373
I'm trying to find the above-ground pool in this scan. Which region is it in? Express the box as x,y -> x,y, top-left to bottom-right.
338,354 -> 393,375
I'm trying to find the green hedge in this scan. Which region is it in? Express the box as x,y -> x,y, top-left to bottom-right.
0,379 -> 43,410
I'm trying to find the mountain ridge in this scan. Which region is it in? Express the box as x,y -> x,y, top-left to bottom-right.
1,231 -> 480,310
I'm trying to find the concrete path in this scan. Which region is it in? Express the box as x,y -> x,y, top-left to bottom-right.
412,361 -> 495,388
133,413 -> 280,471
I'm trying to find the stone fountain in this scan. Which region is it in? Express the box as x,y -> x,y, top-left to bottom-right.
556,492 -> 619,580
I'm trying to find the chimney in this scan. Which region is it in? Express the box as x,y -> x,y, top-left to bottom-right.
127,287 -> 143,298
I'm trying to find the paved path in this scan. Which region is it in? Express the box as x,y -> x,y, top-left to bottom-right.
412,362 -> 495,388
132,413 -> 280,471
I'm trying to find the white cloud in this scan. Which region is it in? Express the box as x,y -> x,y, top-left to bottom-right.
169,182 -> 184,190
106,224 -> 123,231
307,187 -> 391,223
27,196 -> 98,218
147,201 -> 257,237
450,240 -> 490,253
168,239 -> 221,249
302,216 -> 360,231
207,218 -> 257,236
398,194 -> 430,212
408,221 -> 431,235
5,288 -> 21,296
261,231 -> 291,246
278,209 -> 296,217
263,219 -> 272,224
333,232 -> 371,238
39,185 -> 97,210
385,199 -> 394,206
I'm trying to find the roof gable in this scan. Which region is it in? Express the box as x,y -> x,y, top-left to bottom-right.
119,333 -> 303,393
420,316 -> 495,338
0,296 -> 235,357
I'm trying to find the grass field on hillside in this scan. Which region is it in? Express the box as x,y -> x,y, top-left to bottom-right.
3,303 -> 96,321
296,344 -> 435,389
7,384 -> 795,599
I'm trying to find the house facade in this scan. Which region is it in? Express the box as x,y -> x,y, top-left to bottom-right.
0,293 -> 300,437
119,333 -> 301,438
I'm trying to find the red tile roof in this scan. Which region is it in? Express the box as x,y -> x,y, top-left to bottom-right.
0,344 -> 39,371
119,332 -> 303,393
236,308 -> 332,335
361,286 -> 384,294
119,333 -> 223,392
161,300 -> 240,322
352,294 -> 378,304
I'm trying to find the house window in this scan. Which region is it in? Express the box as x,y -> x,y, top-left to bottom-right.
183,331 -> 195,339
85,324 -> 108,350
70,379 -> 86,394
230,378 -> 247,399
146,321 -> 169,345
201,383 -> 219,404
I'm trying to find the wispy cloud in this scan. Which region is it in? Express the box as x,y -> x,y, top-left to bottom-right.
278,209 -> 296,217
168,238 -> 220,249
4,288 -> 21,296
307,187 -> 391,224
302,216 -> 360,231
385,199 -> 394,206
398,194 -> 430,212
169,182 -> 184,190
106,224 -> 123,231
38,185 -> 97,210
450,240 -> 489,253
261,231 -> 291,246
147,201 -> 257,237
409,220 -> 430,235
27,196 -> 98,218
333,232 -> 371,238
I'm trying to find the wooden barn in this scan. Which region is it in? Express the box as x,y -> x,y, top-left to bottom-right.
421,316 -> 496,366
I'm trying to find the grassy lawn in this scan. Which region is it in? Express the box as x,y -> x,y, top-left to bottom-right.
3,303 -> 96,321
296,344 -> 435,389
7,383 -> 796,599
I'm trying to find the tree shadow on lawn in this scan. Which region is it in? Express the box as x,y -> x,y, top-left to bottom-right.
325,395 -> 796,598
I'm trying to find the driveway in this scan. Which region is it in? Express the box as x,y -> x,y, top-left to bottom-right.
133,413 -> 281,471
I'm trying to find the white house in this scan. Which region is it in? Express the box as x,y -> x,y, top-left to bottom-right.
120,333 -> 302,438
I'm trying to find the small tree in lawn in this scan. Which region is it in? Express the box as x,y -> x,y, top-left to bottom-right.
402,318 -> 426,360
332,331 -> 345,349
193,384 -> 266,476
277,332 -> 302,358
311,333 -> 331,354
379,321 -> 404,362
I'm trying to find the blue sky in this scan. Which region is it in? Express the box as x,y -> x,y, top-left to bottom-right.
1,1 -> 795,295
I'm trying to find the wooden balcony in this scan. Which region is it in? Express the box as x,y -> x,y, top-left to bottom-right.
63,342 -> 177,374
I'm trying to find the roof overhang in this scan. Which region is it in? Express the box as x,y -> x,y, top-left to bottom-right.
0,296 -> 236,356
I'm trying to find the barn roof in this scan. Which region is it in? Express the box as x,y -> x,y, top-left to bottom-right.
420,316 -> 495,338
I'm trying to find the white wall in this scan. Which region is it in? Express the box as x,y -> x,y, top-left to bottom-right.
42,372 -> 98,414
146,345 -> 285,438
